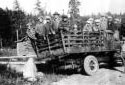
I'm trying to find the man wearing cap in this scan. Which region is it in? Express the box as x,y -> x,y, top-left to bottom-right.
58,15 -> 70,32
107,16 -> 115,31
93,19 -> 100,31
83,18 -> 93,32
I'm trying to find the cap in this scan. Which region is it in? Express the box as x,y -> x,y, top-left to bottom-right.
38,16 -> 44,20
53,12 -> 60,15
46,16 -> 51,20
86,20 -> 92,24
88,18 -> 94,21
95,19 -> 100,23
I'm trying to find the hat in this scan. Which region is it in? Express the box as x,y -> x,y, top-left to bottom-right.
27,22 -> 32,26
61,15 -> 68,18
53,12 -> 60,15
95,19 -> 100,23
88,18 -> 94,21
86,20 -> 92,24
107,16 -> 112,19
38,16 -> 44,20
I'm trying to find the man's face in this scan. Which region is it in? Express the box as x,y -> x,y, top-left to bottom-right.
46,19 -> 51,23
63,18 -> 68,21
54,15 -> 59,19
39,18 -> 43,23
96,22 -> 100,26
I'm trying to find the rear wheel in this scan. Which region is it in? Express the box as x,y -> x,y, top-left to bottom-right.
83,55 -> 99,76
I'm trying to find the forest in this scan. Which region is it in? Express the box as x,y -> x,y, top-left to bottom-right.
0,0 -> 124,48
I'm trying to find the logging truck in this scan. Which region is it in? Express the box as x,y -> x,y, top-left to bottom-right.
33,30 -> 124,76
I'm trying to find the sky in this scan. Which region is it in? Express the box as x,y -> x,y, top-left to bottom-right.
0,0 -> 125,16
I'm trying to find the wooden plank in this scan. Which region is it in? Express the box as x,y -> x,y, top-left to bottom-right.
0,61 -> 44,65
61,31 -> 66,52
0,55 -> 37,59
63,35 -> 83,37
65,43 -> 83,45
63,39 -> 84,41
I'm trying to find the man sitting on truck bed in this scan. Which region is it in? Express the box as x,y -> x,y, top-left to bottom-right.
83,18 -> 94,32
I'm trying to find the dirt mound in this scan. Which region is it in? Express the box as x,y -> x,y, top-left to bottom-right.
51,68 -> 125,85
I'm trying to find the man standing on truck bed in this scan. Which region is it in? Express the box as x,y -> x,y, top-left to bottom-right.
58,15 -> 70,33
43,16 -> 57,36
53,12 -> 61,33
35,16 -> 46,40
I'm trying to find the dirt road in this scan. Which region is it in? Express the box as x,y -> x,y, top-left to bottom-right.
51,67 -> 125,85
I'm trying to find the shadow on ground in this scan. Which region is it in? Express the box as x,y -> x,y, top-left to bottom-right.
36,62 -> 124,75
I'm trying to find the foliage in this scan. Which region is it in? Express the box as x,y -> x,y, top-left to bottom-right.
69,0 -> 80,19
35,0 -> 45,16
68,0 -> 81,27
0,7 -> 27,48
13,0 -> 20,11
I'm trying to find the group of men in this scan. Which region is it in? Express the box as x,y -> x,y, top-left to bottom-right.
83,15 -> 122,40
83,15 -> 121,32
27,12 -> 70,40
27,12 -> 122,41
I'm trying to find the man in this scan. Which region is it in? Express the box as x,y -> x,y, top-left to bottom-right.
26,21 -> 38,55
58,15 -> 70,32
35,16 -> 45,37
93,19 -> 100,31
53,12 -> 61,33
107,16 -> 114,31
27,21 -> 37,40
43,16 -> 57,36
121,17 -> 125,39
83,19 -> 93,32
100,15 -> 108,31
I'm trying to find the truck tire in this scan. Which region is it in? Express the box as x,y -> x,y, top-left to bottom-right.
83,55 -> 99,75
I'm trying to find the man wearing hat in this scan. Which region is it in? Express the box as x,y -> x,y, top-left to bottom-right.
53,12 -> 60,19
53,12 -> 61,33
43,16 -> 57,36
58,15 -> 70,32
35,16 -> 45,37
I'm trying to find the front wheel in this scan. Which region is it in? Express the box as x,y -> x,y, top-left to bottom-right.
83,55 -> 99,76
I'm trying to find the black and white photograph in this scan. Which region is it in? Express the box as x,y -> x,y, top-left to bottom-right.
0,0 -> 125,85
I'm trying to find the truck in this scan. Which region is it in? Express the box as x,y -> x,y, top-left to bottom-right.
33,30 -> 124,76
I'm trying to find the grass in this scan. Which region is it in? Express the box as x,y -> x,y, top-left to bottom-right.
0,48 -> 17,57
0,48 -> 68,85
0,65 -> 67,85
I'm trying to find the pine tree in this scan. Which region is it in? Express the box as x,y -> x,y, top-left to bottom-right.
13,0 -> 27,40
68,0 -> 80,26
13,0 -> 20,11
69,0 -> 80,19
35,0 -> 44,16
